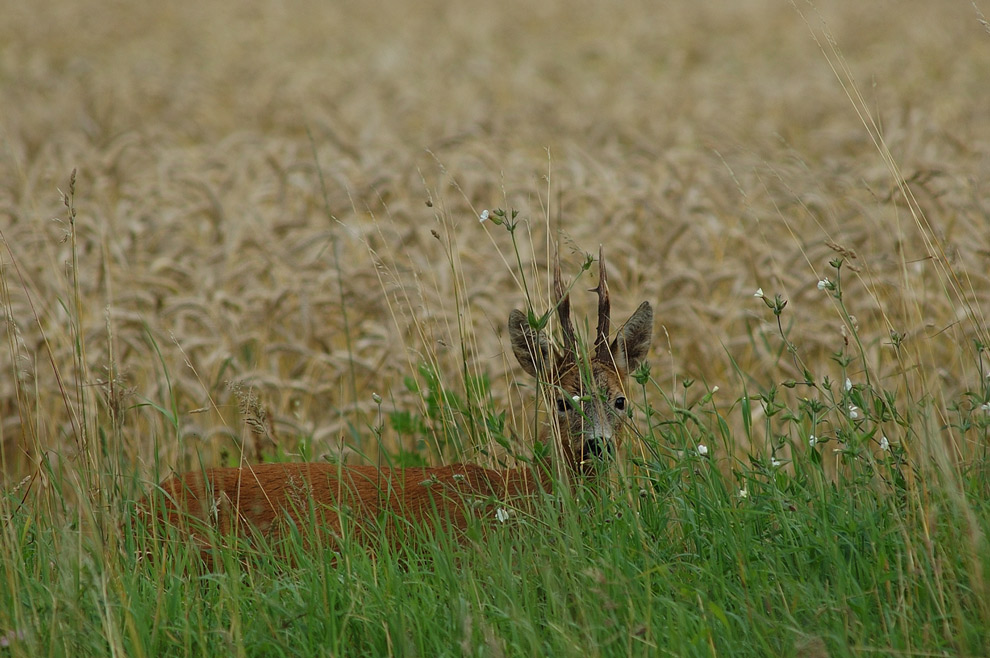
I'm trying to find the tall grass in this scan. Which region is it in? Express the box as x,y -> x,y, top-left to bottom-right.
2,0 -> 990,655
2,176 -> 990,655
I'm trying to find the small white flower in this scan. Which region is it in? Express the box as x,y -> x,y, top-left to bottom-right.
848,404 -> 860,420
754,288 -> 764,298
372,392 -> 382,404
879,436 -> 890,451
0,630 -> 26,648
697,444 -> 709,457
809,435 -> 817,448
712,386 -> 719,393
817,277 -> 830,291
845,378 -> 852,392
771,458 -> 782,467
479,209 -> 490,223
980,403 -> 990,414
495,507 -> 510,523
738,488 -> 748,499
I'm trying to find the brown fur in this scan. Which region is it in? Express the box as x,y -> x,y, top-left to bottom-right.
508,295 -> 653,473
140,251 -> 653,561
142,461 -> 551,562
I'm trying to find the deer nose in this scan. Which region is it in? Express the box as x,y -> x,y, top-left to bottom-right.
583,437 -> 615,461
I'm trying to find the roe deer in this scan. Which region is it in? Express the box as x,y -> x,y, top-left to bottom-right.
142,249 -> 653,558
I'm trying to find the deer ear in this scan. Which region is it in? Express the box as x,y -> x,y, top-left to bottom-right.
509,309 -> 551,377
610,301 -> 653,373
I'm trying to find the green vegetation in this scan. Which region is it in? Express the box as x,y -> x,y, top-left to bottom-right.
2,0 -> 990,655
3,226 -> 989,655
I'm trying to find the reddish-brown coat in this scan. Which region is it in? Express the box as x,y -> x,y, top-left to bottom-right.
144,461 -> 552,557
140,249 -> 653,562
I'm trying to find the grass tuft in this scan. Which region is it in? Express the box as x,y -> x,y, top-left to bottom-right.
2,0 -> 990,655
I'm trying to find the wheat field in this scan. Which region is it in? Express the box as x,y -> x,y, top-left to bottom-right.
4,1 -> 990,655
2,0 -> 989,480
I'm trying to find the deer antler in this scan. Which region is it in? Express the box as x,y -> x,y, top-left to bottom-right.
554,247 -> 577,355
593,246 -> 611,360
145,244 -> 656,564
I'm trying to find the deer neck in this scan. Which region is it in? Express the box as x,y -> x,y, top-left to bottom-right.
498,453 -> 558,498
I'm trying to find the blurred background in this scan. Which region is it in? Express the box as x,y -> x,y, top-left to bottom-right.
1,0 -> 988,480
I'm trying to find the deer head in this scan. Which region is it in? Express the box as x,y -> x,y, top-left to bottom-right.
142,247 -> 653,563
508,248 -> 653,474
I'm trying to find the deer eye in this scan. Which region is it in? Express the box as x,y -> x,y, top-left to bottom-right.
614,396 -> 626,411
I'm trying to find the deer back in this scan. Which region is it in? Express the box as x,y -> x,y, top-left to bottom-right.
141,247 -> 652,560
142,461 -> 549,557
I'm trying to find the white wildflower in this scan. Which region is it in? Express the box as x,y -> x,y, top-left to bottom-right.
711,386 -> 719,393
738,488 -> 748,499
495,507 -> 510,523
479,209 -> 490,223
754,288 -> 764,298
848,404 -> 860,420
879,436 -> 890,451
372,392 -> 382,404
697,444 -> 709,457
0,630 -> 26,648
809,435 -> 817,448
771,458 -> 782,468
981,402 -> 990,414
817,277 -> 830,291
845,378 -> 852,392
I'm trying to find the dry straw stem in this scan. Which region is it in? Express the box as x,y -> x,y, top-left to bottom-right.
1,0 -> 989,483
